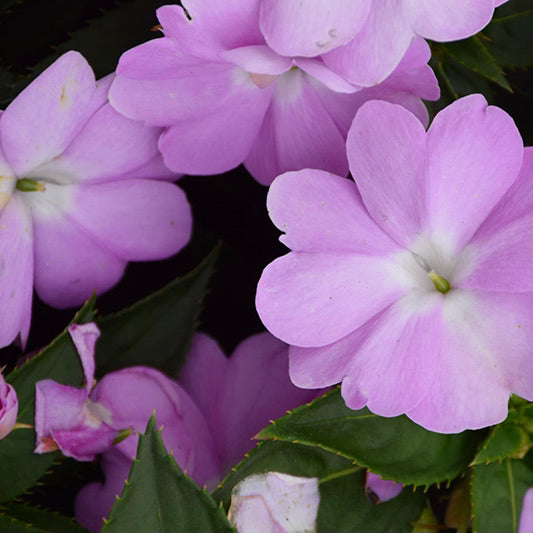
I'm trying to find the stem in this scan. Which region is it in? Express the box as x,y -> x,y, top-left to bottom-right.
319,465 -> 362,485
505,458 -> 517,532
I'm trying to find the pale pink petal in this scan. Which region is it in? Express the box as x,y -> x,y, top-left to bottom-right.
407,290 -> 532,432
221,45 -> 292,75
159,1 -> 262,54
365,472 -> 403,503
31,196 -> 126,308
68,323 -> 100,394
519,488 -> 533,533
341,293 -> 443,417
494,0 -> 508,5
426,94 -> 524,252
31,104 -> 163,183
159,73 -> 272,175
65,180 -> 191,261
0,196 -> 33,347
405,0 -> 495,41
346,100 -> 427,247
323,1 -> 413,86
256,252 -> 405,347
115,153 -> 179,182
294,58 -> 359,93
266,169 -> 398,254
459,148 -> 532,293
0,51 -> 96,176
244,70 -> 347,185
259,0 -> 371,57
52,422 -> 116,462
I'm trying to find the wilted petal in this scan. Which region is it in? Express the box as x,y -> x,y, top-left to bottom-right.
0,195 -> 33,347
0,51 -> 96,176
260,0 -> 371,57
228,472 -> 319,533
68,323 -> 100,394
347,100 -> 427,247
426,94 -> 524,252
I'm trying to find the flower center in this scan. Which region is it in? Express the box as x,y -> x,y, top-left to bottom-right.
16,177 -> 46,192
411,251 -> 451,294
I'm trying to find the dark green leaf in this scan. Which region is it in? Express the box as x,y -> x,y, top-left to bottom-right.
0,298 -> 95,502
0,503 -> 87,533
471,457 -> 533,533
213,440 -> 353,508
442,36 -> 511,91
258,388 -> 485,487
96,246 -> 219,377
102,414 -> 233,533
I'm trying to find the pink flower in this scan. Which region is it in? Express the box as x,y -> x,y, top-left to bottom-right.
261,0 -> 507,86
75,332 -> 319,532
0,51 -> 192,348
365,472 -> 403,503
256,94 -> 532,433
0,372 -> 18,440
519,488 -> 533,533
109,1 -> 439,185
228,472 -> 320,533
34,323 -> 117,461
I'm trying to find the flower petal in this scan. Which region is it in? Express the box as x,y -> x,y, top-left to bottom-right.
64,180 -> 191,261
365,472 -> 403,503
256,252 -> 405,347
426,94 -> 524,252
221,44 -> 293,75
407,290 -> 532,432
346,100 -> 427,247
0,51 -> 95,176
68,323 -> 100,394
0,196 -> 33,347
405,0 -> 495,41
323,1 -> 413,86
266,169 -> 398,254
459,148 -> 532,293
244,70 -> 347,185
259,0 -> 371,57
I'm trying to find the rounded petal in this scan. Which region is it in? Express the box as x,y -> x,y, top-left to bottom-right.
0,196 -> 33,347
347,100 -> 428,247
407,290 -> 532,432
256,252 -> 405,347
30,103 -> 163,184
426,94 -> 524,252
323,1 -> 413,86
406,0 -> 495,41
66,180 -> 191,261
244,70 -> 347,185
519,488 -> 533,533
266,169 -> 398,254
365,472 -> 403,503
459,148 -> 532,293
159,72 -> 272,175
0,51 -> 96,176
259,0 -> 371,57
30,190 -> 126,308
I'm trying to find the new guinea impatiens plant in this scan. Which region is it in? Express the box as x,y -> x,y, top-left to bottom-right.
256,95 -> 532,433
0,51 -> 191,349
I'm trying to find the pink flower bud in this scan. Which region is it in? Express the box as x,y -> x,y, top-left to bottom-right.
0,374 -> 18,440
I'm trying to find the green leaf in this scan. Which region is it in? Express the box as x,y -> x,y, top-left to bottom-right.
258,388 -> 485,487
96,246 -> 219,377
213,440 -> 354,509
471,457 -> 533,533
441,36 -> 511,91
472,403 -> 532,465
214,440 -> 424,533
0,297 -> 95,502
0,503 -> 88,533
102,414 -> 233,533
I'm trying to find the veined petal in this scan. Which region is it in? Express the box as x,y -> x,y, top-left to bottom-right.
159,71 -> 272,175
407,290 -> 532,432
341,293 -> 443,416
347,100 -> 427,247
458,148 -> 532,293
256,252 -> 405,347
405,0 -> 495,41
266,169 -> 398,254
323,1 -> 413,86
426,94 -> 524,252
0,51 -> 96,176
259,0 -> 371,57
244,70 -> 347,185
0,196 -> 33,347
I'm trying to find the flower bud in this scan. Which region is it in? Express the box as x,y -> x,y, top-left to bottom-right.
0,375 -> 18,440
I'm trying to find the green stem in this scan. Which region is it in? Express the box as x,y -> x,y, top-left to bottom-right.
505,458 -> 517,533
319,465 -> 362,485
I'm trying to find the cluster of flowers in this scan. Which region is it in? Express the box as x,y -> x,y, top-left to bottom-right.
0,0 -> 531,531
